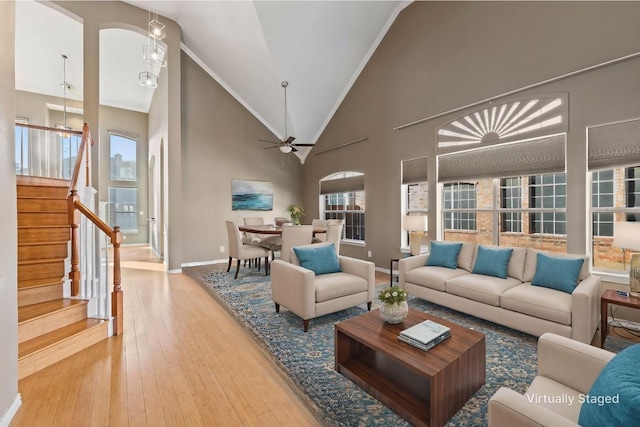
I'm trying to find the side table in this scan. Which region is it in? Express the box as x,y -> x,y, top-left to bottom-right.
390,252 -> 428,286
600,289 -> 640,348
389,258 -> 400,286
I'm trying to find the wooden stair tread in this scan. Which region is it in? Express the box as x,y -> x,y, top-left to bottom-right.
19,241 -> 69,246
18,257 -> 66,266
16,176 -> 70,187
18,318 -> 105,359
18,278 -> 64,289
18,299 -> 87,324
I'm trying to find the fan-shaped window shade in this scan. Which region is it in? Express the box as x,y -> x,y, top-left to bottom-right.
588,118 -> 640,171
402,156 -> 428,184
438,134 -> 565,182
320,175 -> 364,195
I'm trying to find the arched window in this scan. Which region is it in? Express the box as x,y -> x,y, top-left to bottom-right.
320,172 -> 365,242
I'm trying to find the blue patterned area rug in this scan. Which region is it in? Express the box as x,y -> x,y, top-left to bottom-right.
195,267 -> 632,427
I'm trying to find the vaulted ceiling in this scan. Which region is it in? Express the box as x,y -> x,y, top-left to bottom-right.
15,0 -> 410,161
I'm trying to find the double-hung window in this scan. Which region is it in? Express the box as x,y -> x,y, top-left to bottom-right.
443,182 -> 476,231
500,177 -> 522,233
529,173 -> 566,235
320,172 -> 365,242
588,119 -> 640,272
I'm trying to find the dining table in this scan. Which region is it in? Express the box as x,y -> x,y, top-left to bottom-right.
238,224 -> 327,236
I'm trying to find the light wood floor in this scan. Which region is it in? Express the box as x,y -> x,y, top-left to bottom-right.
10,246 -> 323,427
10,246 -> 640,427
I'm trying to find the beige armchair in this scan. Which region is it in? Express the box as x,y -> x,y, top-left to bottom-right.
488,333 -> 615,427
270,243 -> 375,331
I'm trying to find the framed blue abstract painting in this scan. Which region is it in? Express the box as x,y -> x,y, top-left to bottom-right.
232,179 -> 273,211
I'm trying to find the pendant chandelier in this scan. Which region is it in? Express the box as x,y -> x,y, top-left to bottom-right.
139,10 -> 167,88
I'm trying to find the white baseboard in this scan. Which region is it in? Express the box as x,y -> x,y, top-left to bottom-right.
181,258 -> 228,268
0,394 -> 22,427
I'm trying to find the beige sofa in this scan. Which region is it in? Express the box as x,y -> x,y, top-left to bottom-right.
398,242 -> 600,343
488,333 -> 615,426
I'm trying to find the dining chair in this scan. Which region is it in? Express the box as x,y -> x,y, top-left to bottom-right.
225,221 -> 270,279
311,219 -> 328,242
274,217 -> 290,227
327,219 -> 344,225
325,223 -> 344,255
279,225 -> 314,263
242,217 -> 264,243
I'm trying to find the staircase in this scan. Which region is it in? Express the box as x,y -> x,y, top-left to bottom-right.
17,176 -> 108,380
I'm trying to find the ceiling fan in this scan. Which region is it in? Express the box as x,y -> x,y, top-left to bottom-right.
260,81 -> 314,153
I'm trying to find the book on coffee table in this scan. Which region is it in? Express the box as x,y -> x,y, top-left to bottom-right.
398,319 -> 451,350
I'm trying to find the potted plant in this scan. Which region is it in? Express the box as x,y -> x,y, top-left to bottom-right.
378,286 -> 409,324
287,204 -> 305,226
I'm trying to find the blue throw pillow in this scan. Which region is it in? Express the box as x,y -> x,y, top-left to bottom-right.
426,241 -> 463,269
472,245 -> 513,279
531,253 -> 584,293
293,244 -> 342,275
578,344 -> 640,427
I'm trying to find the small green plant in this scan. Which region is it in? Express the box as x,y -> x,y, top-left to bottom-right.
378,286 -> 408,305
287,205 -> 305,225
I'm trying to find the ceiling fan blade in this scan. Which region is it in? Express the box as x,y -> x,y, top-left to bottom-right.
291,146 -> 298,152
259,139 -> 280,145
285,136 -> 295,144
264,145 -> 280,150
291,143 -> 314,147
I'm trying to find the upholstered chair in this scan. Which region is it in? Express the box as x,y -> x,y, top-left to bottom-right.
488,333 -> 616,427
242,217 -> 264,243
279,225 -> 313,263
225,221 -> 270,279
325,223 -> 344,254
270,242 -> 375,331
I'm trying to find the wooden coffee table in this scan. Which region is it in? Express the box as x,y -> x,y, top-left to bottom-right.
335,308 -> 485,427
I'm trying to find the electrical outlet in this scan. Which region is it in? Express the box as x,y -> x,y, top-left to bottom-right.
368,251 -> 372,258
220,245 -> 225,253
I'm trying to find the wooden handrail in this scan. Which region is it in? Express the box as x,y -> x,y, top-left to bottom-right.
73,199 -> 117,242
66,124 -> 123,336
15,122 -> 83,135
69,123 -> 94,194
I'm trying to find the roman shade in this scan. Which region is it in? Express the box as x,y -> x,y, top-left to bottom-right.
437,134 -> 565,182
588,118 -> 640,171
402,156 -> 428,184
319,174 -> 364,195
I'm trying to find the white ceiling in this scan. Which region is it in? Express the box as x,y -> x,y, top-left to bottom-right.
15,0 -> 410,161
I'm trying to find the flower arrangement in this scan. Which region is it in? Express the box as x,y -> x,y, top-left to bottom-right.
287,204 -> 305,225
378,286 -> 408,305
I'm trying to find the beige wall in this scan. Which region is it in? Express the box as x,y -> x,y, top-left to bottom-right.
180,52 -> 303,265
0,1 -> 19,422
15,90 -> 83,130
303,1 -> 640,268
55,0 -> 184,269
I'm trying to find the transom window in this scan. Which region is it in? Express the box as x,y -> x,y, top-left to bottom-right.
437,96 -> 566,149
